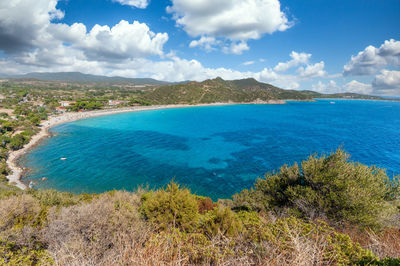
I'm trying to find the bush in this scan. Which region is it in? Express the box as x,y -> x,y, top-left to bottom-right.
200,206 -> 243,238
28,189 -> 95,208
0,239 -> 53,265
263,217 -> 377,265
196,196 -> 217,214
233,149 -> 400,229
0,194 -> 42,231
140,182 -> 199,232
8,134 -> 29,151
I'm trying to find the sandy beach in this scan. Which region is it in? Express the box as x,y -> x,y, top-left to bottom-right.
6,101 -> 286,189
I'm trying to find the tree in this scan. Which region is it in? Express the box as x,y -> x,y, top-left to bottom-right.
8,134 -> 28,151
233,149 -> 400,229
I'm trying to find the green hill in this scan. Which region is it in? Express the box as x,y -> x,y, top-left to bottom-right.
137,77 -> 386,105
138,77 -> 313,105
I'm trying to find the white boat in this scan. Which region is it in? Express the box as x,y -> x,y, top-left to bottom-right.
60,157 -> 67,160
330,101 -> 335,104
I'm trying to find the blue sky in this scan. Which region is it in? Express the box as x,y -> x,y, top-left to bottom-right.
0,0 -> 399,95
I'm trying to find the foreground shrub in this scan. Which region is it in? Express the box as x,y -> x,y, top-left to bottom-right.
233,149 -> 400,229
255,217 -> 377,265
28,189 -> 96,208
200,205 -> 243,238
43,191 -> 144,265
140,182 -> 199,232
0,194 -> 42,231
0,239 -> 53,265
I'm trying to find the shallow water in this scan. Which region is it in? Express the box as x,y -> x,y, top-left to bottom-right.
22,100 -> 400,200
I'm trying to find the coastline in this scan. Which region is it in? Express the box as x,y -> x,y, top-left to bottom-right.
6,101 -> 285,189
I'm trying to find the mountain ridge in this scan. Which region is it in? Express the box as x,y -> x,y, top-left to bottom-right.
138,77 -> 384,104
3,72 -> 170,86
0,72 -> 386,101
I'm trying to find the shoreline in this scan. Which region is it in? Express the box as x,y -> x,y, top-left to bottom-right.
6,101 -> 286,189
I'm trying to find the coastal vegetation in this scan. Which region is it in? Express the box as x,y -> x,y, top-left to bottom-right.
0,150 -> 399,265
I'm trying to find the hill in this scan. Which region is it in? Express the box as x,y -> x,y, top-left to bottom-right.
138,77 -> 385,105
7,72 -> 169,86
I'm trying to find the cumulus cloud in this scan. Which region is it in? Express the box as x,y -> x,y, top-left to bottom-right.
297,61 -> 326,78
0,0 -> 63,53
274,51 -> 311,72
343,39 -> 400,76
167,0 -> 291,53
224,41 -> 250,55
312,80 -> 340,94
311,80 -> 372,95
112,0 -> 149,9
343,80 -> 373,95
0,0 -> 168,62
372,70 -> 400,96
189,36 -> 219,51
50,21 -> 168,60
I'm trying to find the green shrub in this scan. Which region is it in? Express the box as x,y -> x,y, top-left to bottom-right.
8,134 -> 29,150
265,217 -> 377,265
200,206 -> 243,237
29,189 -> 95,208
0,239 -> 54,265
233,149 -> 400,229
148,229 -> 234,264
140,182 -> 199,232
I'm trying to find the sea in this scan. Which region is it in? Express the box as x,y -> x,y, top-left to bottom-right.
21,99 -> 400,200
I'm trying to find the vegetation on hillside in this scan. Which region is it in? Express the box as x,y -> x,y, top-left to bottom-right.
0,150 -> 399,265
139,77 -> 314,105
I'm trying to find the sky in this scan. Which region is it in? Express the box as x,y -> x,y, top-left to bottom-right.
0,0 -> 399,96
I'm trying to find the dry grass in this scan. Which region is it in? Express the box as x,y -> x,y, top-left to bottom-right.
0,189 -> 398,265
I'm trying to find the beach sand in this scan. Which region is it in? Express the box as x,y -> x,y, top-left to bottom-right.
5,101 -> 286,189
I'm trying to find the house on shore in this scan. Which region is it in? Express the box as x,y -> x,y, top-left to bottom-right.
108,100 -> 129,106
60,101 -> 76,107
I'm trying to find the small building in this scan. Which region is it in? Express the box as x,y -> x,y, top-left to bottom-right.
55,106 -> 67,113
60,101 -> 76,107
108,100 -> 129,106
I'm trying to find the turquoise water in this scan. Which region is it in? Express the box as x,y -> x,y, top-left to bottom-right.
22,100 -> 400,200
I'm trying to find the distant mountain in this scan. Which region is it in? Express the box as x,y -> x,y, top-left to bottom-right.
300,90 -> 384,100
9,72 -> 169,86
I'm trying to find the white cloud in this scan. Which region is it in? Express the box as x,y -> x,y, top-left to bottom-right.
343,80 -> 373,95
112,0 -> 149,8
167,0 -> 291,53
312,80 -> 340,94
0,0 -> 168,62
343,39 -> 400,76
189,36 -> 219,52
243,61 -> 255,66
224,41 -> 250,55
274,51 -> 311,72
297,61 -> 326,78
51,20 -> 168,60
0,0 -> 63,53
311,80 -> 372,95
372,70 -> 400,96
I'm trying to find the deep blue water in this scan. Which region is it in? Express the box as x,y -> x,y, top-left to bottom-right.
22,100 -> 400,200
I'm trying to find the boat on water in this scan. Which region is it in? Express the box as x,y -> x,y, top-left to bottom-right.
60,157 -> 67,160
